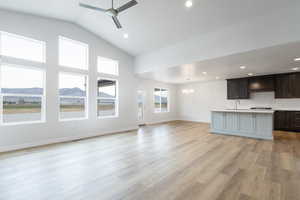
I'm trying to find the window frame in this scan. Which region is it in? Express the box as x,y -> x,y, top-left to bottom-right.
0,63 -> 46,126
58,36 -> 89,71
153,87 -> 169,113
97,77 -> 119,119
58,71 -> 89,122
0,31 -> 46,63
97,56 -> 119,76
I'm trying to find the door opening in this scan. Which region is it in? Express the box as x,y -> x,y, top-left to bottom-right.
137,90 -> 146,126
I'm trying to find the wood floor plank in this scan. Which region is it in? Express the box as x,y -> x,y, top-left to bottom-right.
0,121 -> 299,200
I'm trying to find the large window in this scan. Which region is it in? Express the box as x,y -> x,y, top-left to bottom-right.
59,36 -> 89,70
0,64 -> 45,124
97,57 -> 118,76
97,78 -> 118,118
59,73 -> 88,120
154,88 -> 169,113
0,31 -> 46,63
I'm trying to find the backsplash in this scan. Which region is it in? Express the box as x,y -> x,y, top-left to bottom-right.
228,92 -> 300,110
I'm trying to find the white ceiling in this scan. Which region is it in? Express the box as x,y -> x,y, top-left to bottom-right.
137,42 -> 300,84
0,0 -> 295,56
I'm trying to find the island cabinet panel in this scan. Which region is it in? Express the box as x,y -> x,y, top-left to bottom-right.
212,112 -> 225,130
224,112 -> 238,131
239,113 -> 255,134
256,114 -> 274,136
211,111 -> 274,140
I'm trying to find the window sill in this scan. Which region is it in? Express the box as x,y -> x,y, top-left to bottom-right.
98,115 -> 119,119
1,120 -> 46,126
154,111 -> 170,114
59,117 -> 88,122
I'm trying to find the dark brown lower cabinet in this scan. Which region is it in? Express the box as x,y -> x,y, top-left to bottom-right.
274,111 -> 300,132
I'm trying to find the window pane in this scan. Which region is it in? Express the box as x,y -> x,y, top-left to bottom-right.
59,36 -> 88,70
0,32 -> 45,62
98,57 -> 118,75
1,64 -> 44,95
154,88 -> 161,112
59,73 -> 87,97
161,89 -> 168,112
59,98 -> 85,119
3,96 -> 42,123
97,99 -> 116,117
98,79 -> 116,98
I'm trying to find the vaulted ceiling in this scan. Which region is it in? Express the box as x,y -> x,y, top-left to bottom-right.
1,0 -> 299,84
0,0 -> 296,56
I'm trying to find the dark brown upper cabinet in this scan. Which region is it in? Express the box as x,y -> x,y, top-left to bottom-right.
249,75 -> 275,92
227,78 -> 249,99
275,73 -> 300,98
227,72 -> 300,99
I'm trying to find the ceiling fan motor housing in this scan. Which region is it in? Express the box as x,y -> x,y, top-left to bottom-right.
106,8 -> 118,17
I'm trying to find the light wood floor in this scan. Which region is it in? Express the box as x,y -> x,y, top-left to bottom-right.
0,121 -> 300,200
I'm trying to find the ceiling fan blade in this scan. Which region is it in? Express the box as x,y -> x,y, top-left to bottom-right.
116,0 -> 138,13
112,16 -> 122,29
79,3 -> 106,12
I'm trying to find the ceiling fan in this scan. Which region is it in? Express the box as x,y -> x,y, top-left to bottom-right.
79,0 -> 138,29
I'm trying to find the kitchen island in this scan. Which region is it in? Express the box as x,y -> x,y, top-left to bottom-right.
211,109 -> 274,140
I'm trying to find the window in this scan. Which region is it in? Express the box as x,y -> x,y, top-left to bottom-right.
97,78 -> 118,118
59,36 -> 89,70
0,64 -> 45,124
98,57 -> 118,76
0,31 -> 46,63
59,73 -> 88,120
154,88 -> 169,113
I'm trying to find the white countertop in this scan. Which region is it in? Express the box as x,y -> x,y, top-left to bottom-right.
211,109 -> 275,114
273,108 -> 300,111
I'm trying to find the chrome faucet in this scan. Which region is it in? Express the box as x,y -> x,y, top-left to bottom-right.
234,100 -> 240,110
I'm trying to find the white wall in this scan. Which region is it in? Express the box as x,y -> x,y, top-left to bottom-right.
177,80 -> 300,123
137,79 -> 178,124
0,10 -> 140,152
0,10 -> 179,152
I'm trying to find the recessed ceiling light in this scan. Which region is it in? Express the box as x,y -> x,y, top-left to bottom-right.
216,76 -> 220,79
292,67 -> 299,71
123,33 -> 129,39
185,0 -> 193,8
240,66 -> 246,69
294,58 -> 300,61
248,73 -> 253,76
202,72 -> 207,75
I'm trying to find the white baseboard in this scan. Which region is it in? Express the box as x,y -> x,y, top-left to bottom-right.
177,116 -> 209,123
0,126 -> 138,153
146,118 -> 179,125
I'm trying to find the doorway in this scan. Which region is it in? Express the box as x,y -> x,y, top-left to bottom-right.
137,90 -> 146,125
